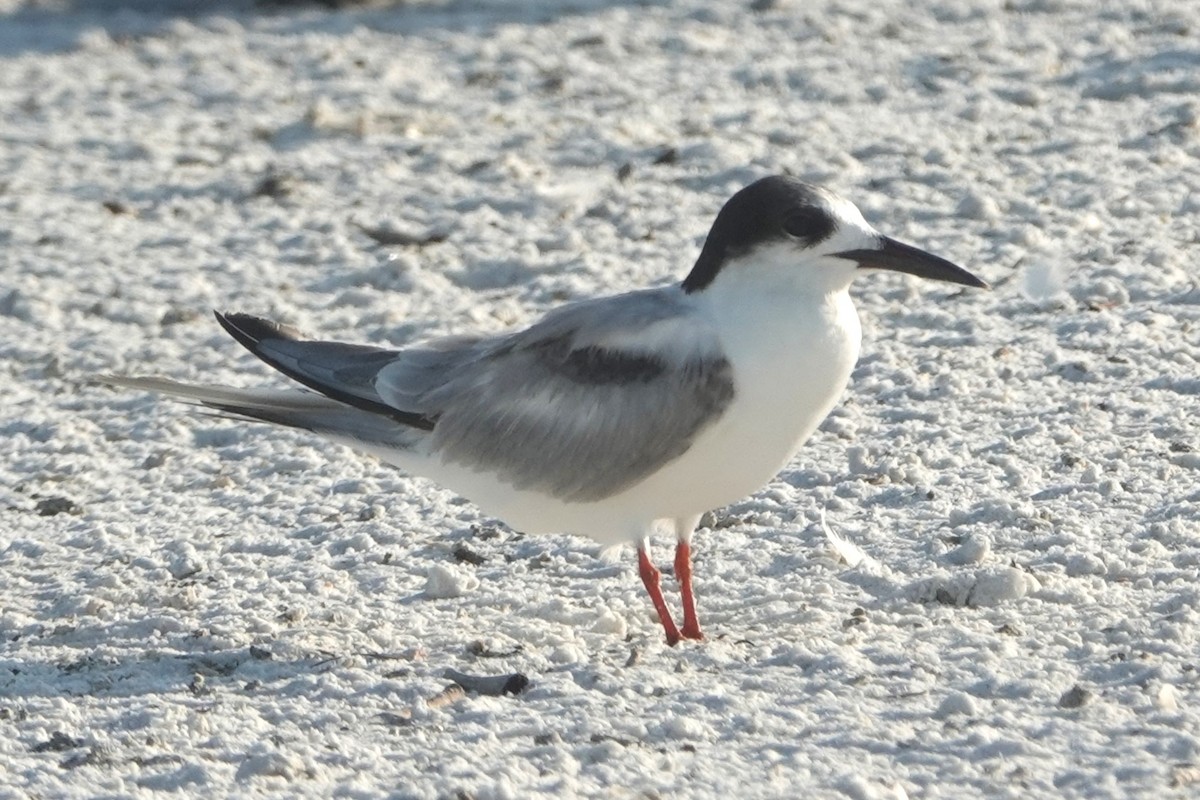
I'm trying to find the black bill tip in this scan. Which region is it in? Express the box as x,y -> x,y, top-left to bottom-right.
835,236 -> 988,289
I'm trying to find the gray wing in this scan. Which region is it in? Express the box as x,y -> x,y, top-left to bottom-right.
376,289 -> 736,503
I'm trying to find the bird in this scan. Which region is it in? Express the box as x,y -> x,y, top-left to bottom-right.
105,175 -> 986,646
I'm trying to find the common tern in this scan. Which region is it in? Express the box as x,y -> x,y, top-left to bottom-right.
106,175 -> 986,645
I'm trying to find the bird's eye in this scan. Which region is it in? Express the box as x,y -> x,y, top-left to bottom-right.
783,207 -> 835,244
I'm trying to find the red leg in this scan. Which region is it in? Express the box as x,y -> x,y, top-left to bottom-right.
675,539 -> 704,641
638,544 -> 681,646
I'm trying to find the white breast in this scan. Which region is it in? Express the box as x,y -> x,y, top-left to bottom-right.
609,283 -> 862,523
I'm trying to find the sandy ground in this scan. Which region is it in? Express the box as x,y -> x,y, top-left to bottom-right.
2,0 -> 1199,797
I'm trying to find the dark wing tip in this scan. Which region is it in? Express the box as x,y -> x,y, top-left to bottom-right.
212,310 -> 439,433
213,311 -> 306,350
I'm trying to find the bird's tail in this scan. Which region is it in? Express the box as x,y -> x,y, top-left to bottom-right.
98,375 -> 427,452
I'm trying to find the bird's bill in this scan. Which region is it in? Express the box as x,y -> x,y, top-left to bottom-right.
834,236 -> 988,288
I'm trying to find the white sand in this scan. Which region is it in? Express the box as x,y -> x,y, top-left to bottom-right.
2,0 -> 1199,797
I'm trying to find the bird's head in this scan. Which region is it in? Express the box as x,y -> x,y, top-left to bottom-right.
682,175 -> 987,295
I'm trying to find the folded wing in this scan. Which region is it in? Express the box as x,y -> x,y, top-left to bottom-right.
377,290 -> 736,503
135,294 -> 735,505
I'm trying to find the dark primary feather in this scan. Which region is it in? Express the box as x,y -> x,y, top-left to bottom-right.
215,312 -> 438,431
